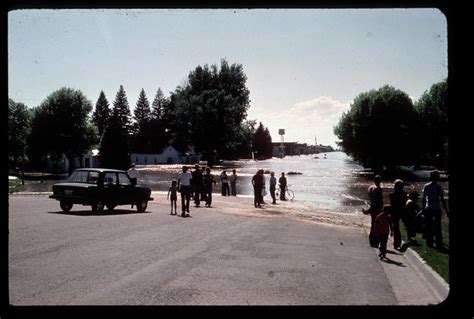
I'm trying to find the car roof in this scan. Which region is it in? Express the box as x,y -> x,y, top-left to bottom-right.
74,168 -> 126,173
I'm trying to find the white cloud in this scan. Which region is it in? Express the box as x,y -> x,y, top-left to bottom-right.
250,96 -> 351,147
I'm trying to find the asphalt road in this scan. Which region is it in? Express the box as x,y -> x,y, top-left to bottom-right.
9,194 -> 399,305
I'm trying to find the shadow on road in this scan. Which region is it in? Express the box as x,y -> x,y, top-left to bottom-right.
381,257 -> 406,267
47,209 -> 152,216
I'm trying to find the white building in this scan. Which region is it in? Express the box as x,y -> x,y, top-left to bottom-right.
131,145 -> 202,165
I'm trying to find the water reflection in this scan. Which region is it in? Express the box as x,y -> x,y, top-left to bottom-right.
20,152 -> 448,215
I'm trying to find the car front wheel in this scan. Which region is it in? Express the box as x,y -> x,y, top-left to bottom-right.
136,200 -> 148,212
60,201 -> 73,212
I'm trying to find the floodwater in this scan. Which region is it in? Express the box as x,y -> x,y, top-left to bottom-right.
22,152 -> 448,215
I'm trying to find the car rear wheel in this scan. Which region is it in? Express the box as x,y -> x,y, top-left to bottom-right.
136,200 -> 148,212
106,204 -> 116,211
60,201 -> 73,212
92,201 -> 105,213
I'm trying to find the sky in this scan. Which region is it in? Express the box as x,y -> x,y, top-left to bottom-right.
8,8 -> 447,147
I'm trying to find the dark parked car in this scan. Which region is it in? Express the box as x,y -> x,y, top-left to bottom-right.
49,168 -> 154,213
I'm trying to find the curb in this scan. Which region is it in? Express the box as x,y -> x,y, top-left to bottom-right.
403,246 -> 449,302
9,192 -> 52,196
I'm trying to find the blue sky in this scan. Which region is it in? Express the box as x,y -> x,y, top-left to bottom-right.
8,8 -> 447,147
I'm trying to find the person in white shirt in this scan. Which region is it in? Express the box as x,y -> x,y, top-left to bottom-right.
269,172 -> 277,204
422,170 -> 449,248
128,163 -> 138,185
178,166 -> 193,217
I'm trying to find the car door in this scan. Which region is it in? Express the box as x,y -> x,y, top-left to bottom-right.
103,172 -> 119,204
117,172 -> 134,204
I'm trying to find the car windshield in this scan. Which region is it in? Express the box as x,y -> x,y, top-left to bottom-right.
68,170 -> 99,184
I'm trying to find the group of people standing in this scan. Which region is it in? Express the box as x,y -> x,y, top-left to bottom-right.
167,166 -> 240,217
252,170 -> 287,208
365,170 -> 449,260
168,165 -> 219,217
219,169 -> 238,196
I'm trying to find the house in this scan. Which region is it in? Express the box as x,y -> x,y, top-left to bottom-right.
47,149 -> 100,173
76,149 -> 100,168
131,145 -> 202,165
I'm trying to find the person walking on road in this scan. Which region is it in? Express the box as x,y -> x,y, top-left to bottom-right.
230,169 -> 238,196
422,170 -> 449,248
405,190 -> 420,243
375,205 -> 393,260
128,163 -> 138,186
389,179 -> 407,250
363,175 -> 384,247
203,167 -> 216,207
178,166 -> 192,217
269,171 -> 277,204
167,180 -> 178,215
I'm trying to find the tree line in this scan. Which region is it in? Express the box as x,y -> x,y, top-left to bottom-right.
8,59 -> 274,173
333,80 -> 448,173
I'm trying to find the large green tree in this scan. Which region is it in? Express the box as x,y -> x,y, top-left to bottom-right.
8,98 -> 31,171
334,85 -> 419,172
234,119 -> 257,159
168,59 -> 251,163
28,87 -> 96,174
92,91 -> 111,139
415,79 -> 448,169
99,85 -> 132,169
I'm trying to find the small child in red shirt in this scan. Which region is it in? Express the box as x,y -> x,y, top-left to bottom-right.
375,205 -> 393,260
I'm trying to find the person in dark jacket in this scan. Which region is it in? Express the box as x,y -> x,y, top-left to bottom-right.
389,179 -> 407,250
192,165 -> 203,207
363,175 -> 384,248
252,169 -> 264,208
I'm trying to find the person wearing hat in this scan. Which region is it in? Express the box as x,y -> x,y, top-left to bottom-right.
128,163 -> 138,186
389,179 -> 407,250
422,170 -> 449,248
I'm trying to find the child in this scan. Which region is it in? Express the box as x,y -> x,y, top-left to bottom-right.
167,180 -> 178,215
405,190 -> 420,243
375,205 -> 393,260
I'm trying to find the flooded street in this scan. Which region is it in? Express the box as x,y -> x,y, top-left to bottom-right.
21,152 -> 448,216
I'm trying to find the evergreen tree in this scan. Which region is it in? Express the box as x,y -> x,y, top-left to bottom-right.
151,88 -> 165,120
98,85 -> 132,169
132,89 -> 152,153
133,88 -> 151,134
112,85 -> 133,135
253,122 -> 273,159
99,119 -> 131,170
92,91 -> 110,139
148,87 -> 170,152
